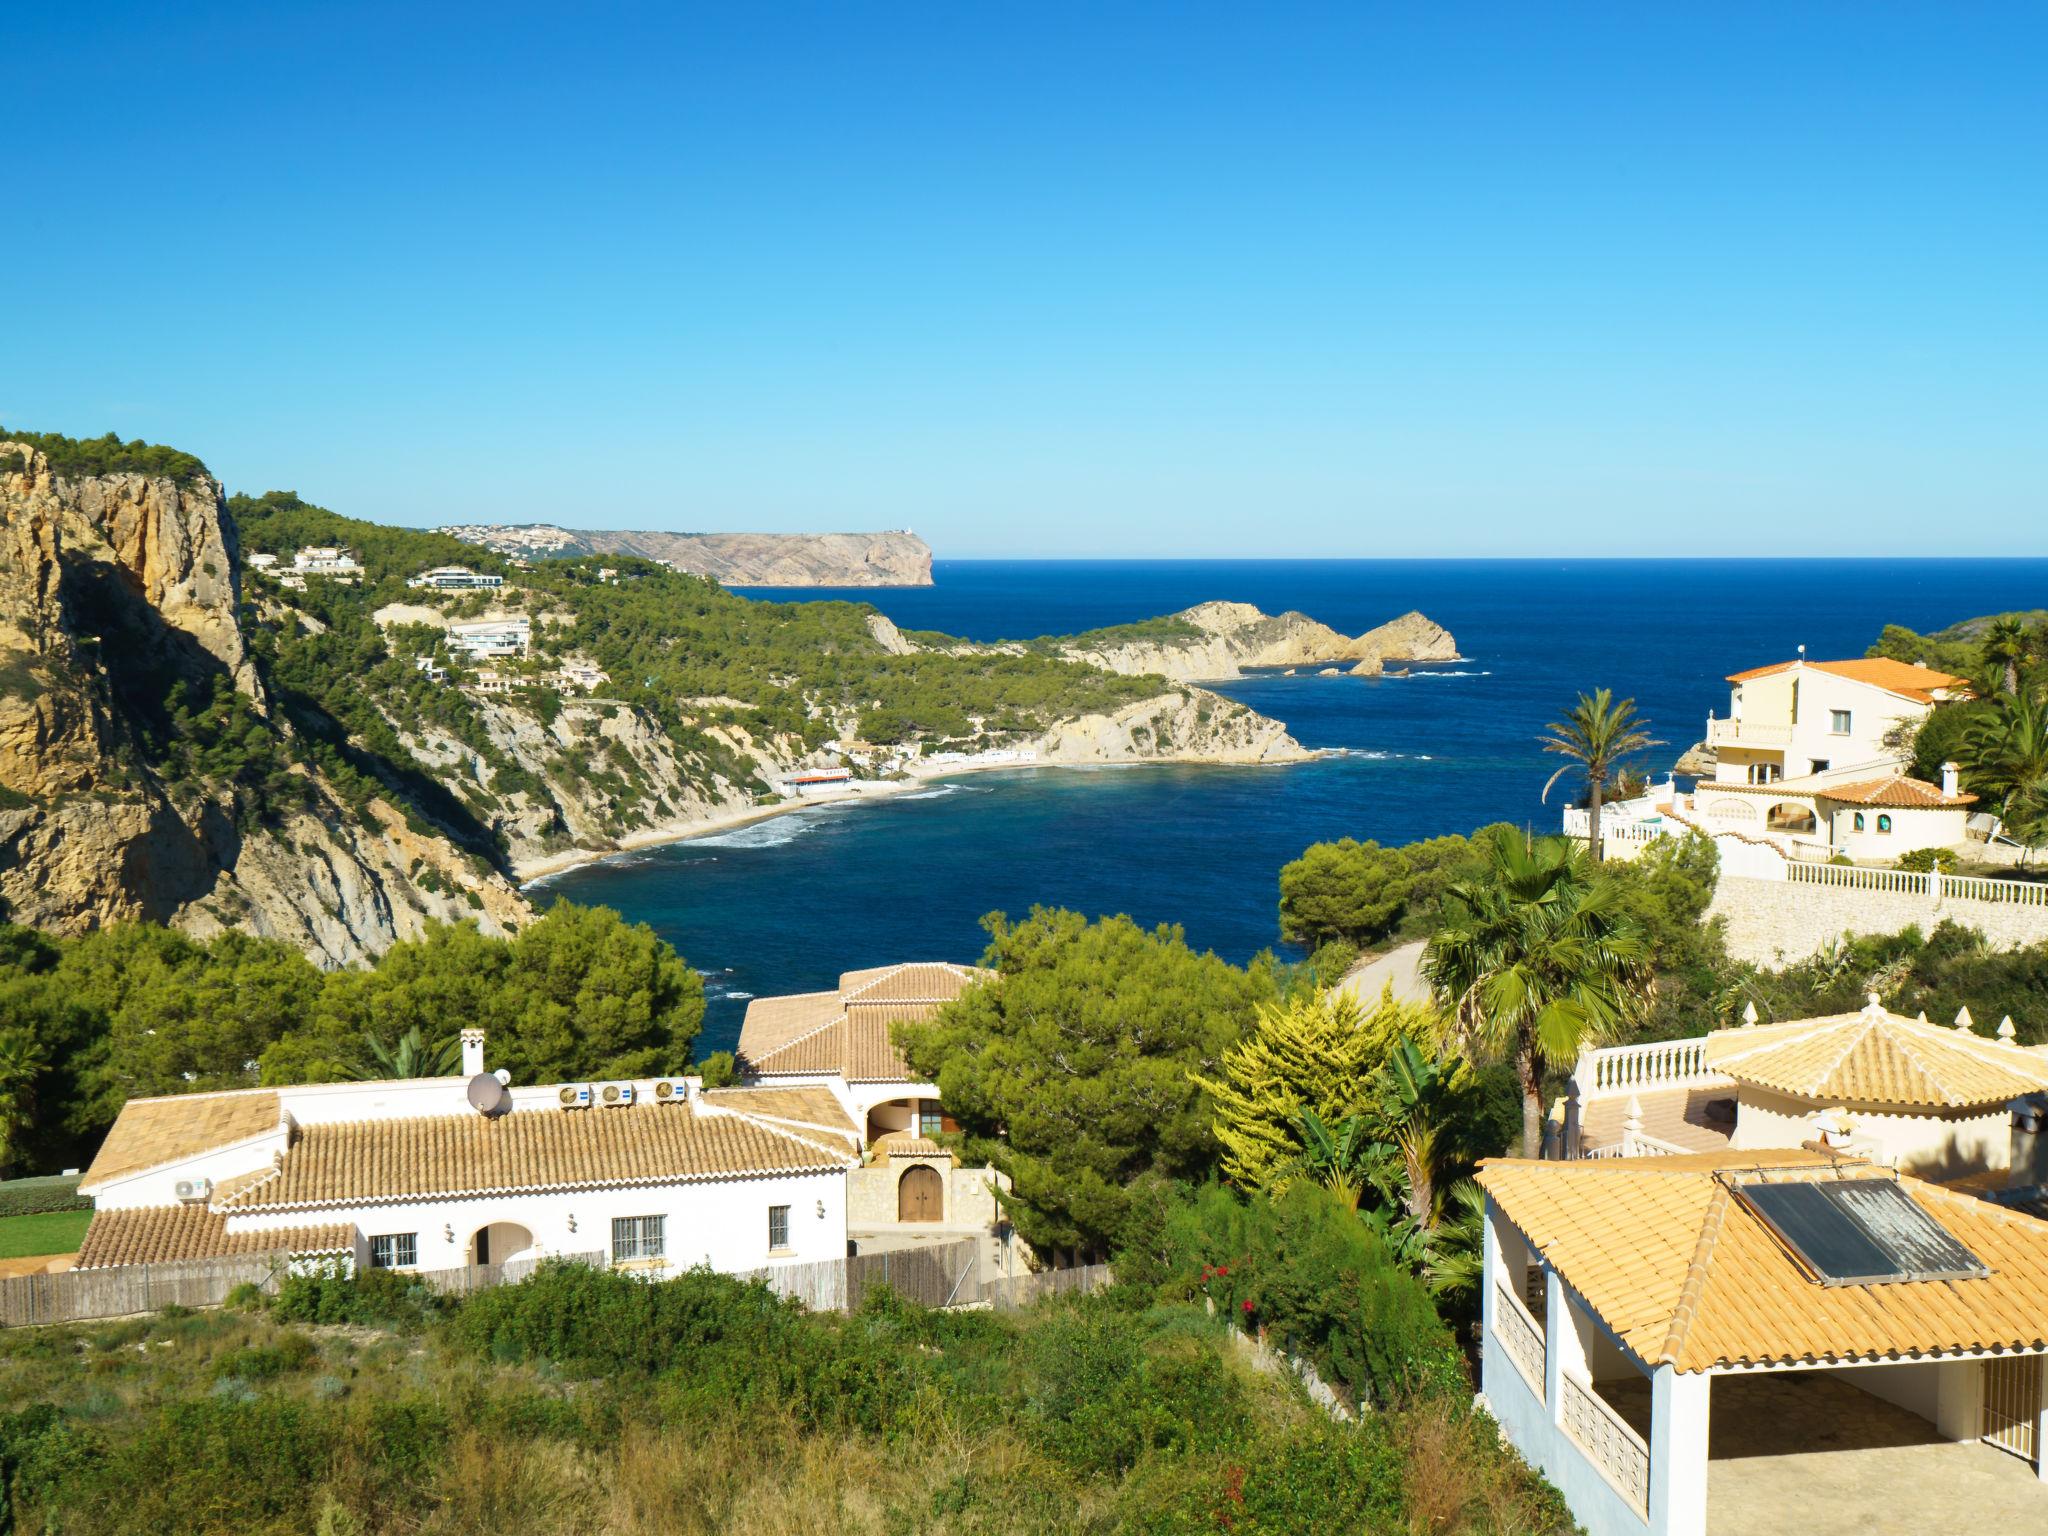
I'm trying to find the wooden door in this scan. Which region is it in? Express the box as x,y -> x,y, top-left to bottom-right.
898,1164 -> 943,1222
1982,1355 -> 2042,1463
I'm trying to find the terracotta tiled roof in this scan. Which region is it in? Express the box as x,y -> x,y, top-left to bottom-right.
735,991 -> 842,1060
213,1099 -> 852,1213
1725,658 -> 1967,705
1703,1000 -> 2048,1107
1817,774 -> 1977,808
75,1205 -> 352,1270
1480,1151 -> 2048,1372
880,1136 -> 948,1157
741,963 -> 989,1082
1576,1085 -> 1737,1156
80,1091 -> 282,1192
700,1086 -> 858,1141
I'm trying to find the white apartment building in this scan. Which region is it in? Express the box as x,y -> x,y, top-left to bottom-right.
407,565 -> 505,591
292,546 -> 365,577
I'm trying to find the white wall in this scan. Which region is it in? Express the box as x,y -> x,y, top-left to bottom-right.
89,1127 -> 291,1210
227,1167 -> 848,1275
1730,1085 -> 2007,1177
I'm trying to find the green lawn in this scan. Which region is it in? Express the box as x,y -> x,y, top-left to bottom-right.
0,1208 -> 91,1259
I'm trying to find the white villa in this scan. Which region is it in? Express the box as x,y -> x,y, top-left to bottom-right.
737,962 -> 1029,1272
1562,996 -> 2048,1177
291,545 -> 365,578
407,564 -> 505,591
75,1031 -> 857,1278
1570,653 -> 1983,866
446,616 -> 532,660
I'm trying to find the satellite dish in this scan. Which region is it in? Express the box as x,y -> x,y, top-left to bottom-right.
467,1073 -> 510,1117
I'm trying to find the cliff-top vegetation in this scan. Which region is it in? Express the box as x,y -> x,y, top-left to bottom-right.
0,425 -> 210,485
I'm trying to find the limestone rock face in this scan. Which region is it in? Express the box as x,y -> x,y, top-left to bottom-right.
1035,688 -> 1307,765
1058,601 -> 1460,683
0,443 -> 526,960
1346,611 -> 1463,677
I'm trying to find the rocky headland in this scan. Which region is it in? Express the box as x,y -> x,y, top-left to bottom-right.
1053,601 -> 1460,682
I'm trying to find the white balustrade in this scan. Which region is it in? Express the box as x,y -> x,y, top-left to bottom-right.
1585,1037 -> 1713,1094
1782,863 -> 2048,907
1560,1373 -> 1650,1515
1492,1282 -> 1546,1398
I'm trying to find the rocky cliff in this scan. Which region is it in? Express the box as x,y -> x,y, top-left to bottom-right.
1055,601 -> 1460,682
438,524 -> 935,586
0,443 -> 527,963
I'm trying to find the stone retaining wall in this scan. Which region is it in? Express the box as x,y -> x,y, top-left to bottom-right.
1709,874 -> 2048,967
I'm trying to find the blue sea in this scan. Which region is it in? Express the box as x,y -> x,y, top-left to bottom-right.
536,559 -> 2048,1052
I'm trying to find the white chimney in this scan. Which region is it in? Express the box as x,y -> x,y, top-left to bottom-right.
1940,761 -> 1960,798
461,1029 -> 486,1077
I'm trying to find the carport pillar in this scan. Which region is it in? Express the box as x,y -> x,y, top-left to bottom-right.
1647,1365 -> 1710,1536
1935,1358 -> 1982,1442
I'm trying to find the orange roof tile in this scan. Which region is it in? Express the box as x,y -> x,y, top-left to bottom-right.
1480,1151 -> 2048,1372
75,1206 -> 352,1270
740,963 -> 989,1082
1818,774 -> 1977,808
700,1085 -> 858,1142
1724,658 -> 1966,705
1704,999 -> 2048,1107
212,1099 -> 852,1213
80,1091 -> 282,1192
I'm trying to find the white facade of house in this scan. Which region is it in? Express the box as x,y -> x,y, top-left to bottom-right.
446,616 -> 531,659
292,545 -> 365,576
408,565 -> 504,591
79,1048 -> 855,1278
1706,658 -> 1960,787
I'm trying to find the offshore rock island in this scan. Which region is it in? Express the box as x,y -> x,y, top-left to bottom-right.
0,429 -> 1455,962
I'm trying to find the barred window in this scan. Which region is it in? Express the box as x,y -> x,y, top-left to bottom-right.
768,1204 -> 791,1251
369,1233 -> 417,1269
611,1215 -> 666,1263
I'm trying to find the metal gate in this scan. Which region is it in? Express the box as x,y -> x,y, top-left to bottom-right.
1982,1355 -> 2042,1463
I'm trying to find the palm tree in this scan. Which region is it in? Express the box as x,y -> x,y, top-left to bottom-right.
1539,689 -> 1663,861
1964,693 -> 2048,854
350,1026 -> 462,1081
1422,828 -> 1652,1157
1982,616 -> 2033,697
0,1029 -> 48,1178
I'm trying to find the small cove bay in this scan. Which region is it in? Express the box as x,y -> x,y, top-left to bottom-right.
537,558 -> 2048,1052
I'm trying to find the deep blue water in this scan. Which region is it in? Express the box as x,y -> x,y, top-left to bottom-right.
539,560 -> 2048,1052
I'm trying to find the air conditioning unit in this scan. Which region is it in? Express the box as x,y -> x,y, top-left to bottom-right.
174,1177 -> 213,1203
557,1084 -> 593,1109
650,1078 -> 692,1104
597,1081 -> 636,1107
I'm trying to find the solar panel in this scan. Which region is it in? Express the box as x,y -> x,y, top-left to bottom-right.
1733,1178 -> 1988,1287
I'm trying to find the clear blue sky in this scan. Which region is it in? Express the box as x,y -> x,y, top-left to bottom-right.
5,3 -> 2042,556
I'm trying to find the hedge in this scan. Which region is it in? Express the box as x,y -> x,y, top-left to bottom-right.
0,1177 -> 88,1219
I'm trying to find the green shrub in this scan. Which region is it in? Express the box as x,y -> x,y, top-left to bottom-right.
210,1330 -> 318,1383
271,1264 -> 439,1329
1897,847 -> 1959,874
0,1176 -> 88,1219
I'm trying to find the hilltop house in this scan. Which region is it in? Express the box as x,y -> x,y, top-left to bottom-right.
407,564 -> 504,591
1479,1149 -> 2048,1536
445,616 -> 531,660
1563,996 -> 2048,1178
292,545 -> 364,578
74,1031 -> 856,1277
737,963 -> 1028,1273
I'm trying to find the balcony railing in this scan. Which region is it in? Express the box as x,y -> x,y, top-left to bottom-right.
1561,1374 -> 1650,1516
1706,718 -> 1792,748
1492,1281 -> 1546,1399
1581,1037 -> 1714,1095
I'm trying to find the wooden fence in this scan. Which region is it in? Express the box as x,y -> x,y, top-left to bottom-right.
743,1238 -> 983,1313
415,1250 -> 606,1297
979,1261 -> 1113,1310
0,1255 -> 291,1328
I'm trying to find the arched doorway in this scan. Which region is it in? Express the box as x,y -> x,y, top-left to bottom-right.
1766,802 -> 1818,836
898,1164 -> 943,1223
471,1221 -> 535,1267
